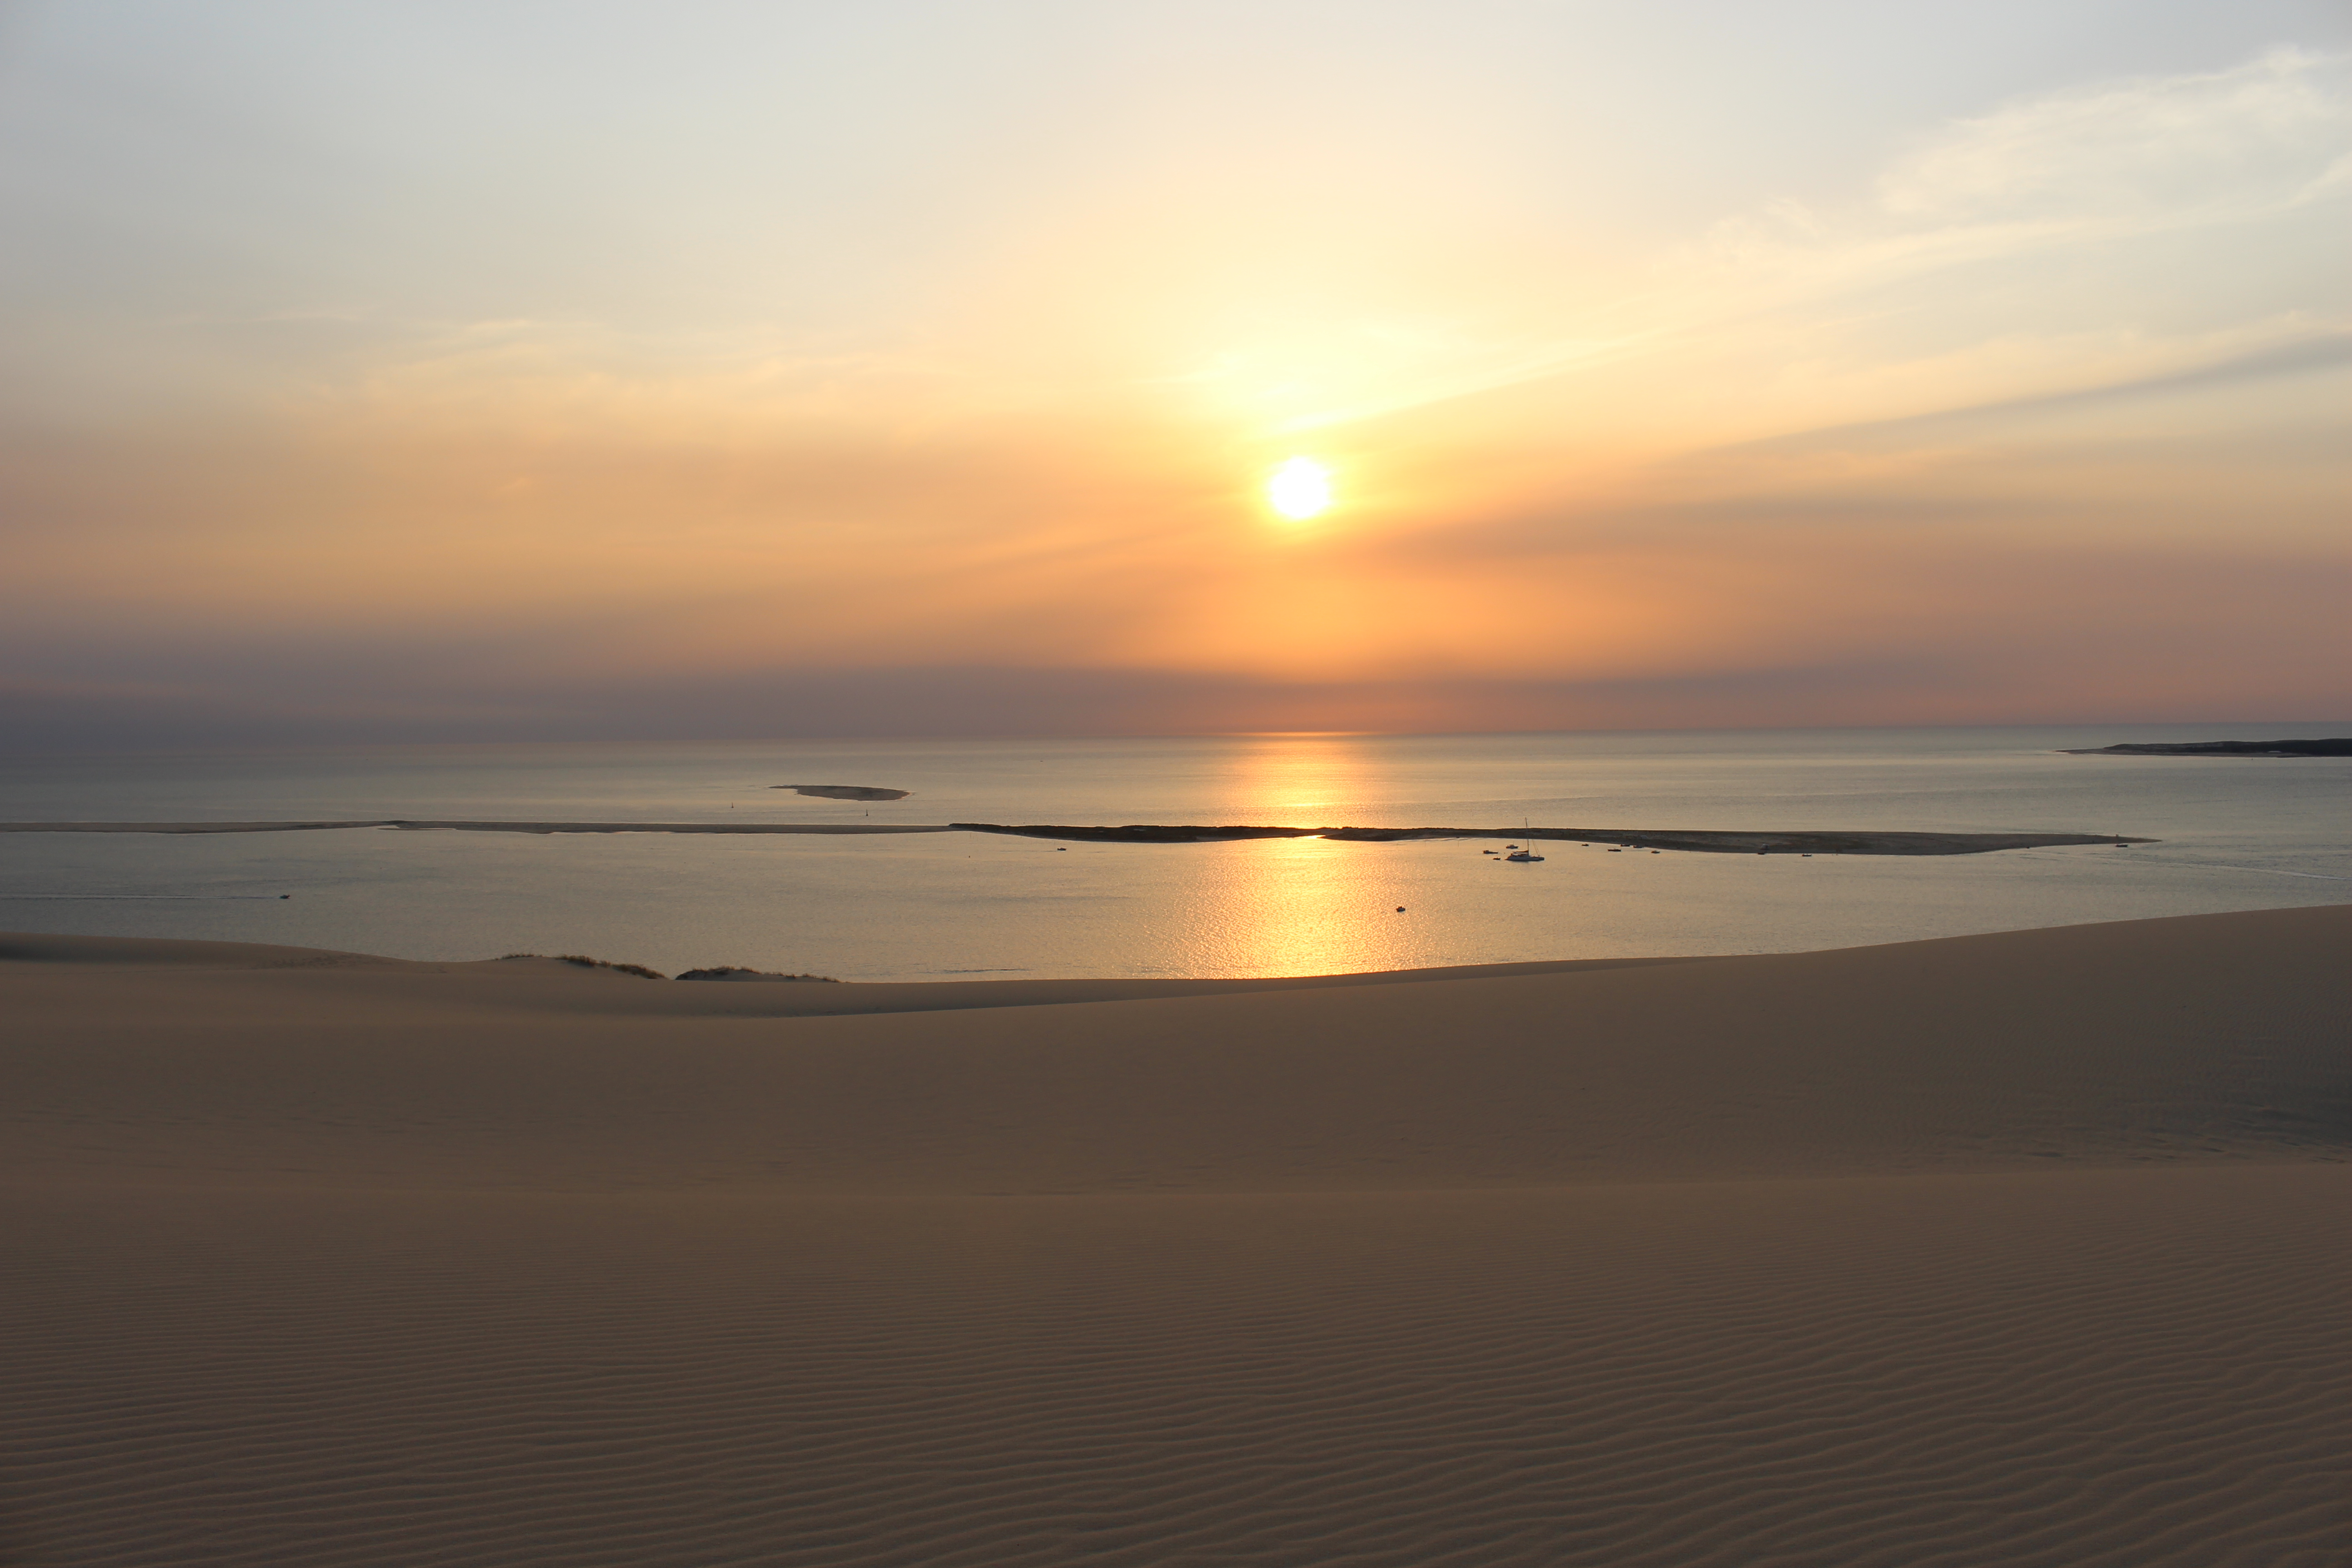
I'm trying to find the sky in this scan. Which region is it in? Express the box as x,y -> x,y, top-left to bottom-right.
2,0 -> 2347,745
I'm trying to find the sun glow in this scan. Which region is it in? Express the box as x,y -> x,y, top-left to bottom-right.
1266,456 -> 1333,520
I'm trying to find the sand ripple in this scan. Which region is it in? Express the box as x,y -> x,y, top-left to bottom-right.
6,908 -> 2347,1565
5,1170 -> 2346,1567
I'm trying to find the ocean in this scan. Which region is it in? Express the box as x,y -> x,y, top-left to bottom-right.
2,724 -> 2345,980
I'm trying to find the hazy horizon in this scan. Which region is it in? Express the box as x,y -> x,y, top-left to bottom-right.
5,1 -> 2347,747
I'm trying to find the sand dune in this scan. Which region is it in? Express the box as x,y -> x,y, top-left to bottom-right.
3,907 -> 2347,1565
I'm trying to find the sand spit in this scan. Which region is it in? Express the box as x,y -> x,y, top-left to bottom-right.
0,819 -> 2147,853
3,906 -> 2347,1567
952,823 -> 2151,852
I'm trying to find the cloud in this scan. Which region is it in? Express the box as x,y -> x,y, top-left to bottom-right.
1318,49 -> 2352,437
1695,49 -> 2349,307
1878,48 -> 2351,225
1723,331 -> 2352,455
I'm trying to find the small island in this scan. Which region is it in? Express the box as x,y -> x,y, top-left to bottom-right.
2061,739 -> 2352,758
771,784 -> 913,800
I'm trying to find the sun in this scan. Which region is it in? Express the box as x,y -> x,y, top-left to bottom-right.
1266,456 -> 1333,520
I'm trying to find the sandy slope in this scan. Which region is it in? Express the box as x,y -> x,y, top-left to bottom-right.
3,908 -> 2347,1566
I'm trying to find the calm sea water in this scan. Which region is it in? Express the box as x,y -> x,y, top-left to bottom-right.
2,725 -> 2345,980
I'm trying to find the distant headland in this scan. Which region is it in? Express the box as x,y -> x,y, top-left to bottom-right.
2061,739 -> 2351,758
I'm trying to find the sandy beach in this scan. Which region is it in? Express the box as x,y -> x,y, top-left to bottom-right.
4,906 -> 2347,1565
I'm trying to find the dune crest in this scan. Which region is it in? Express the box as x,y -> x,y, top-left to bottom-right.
6,907 -> 2344,1193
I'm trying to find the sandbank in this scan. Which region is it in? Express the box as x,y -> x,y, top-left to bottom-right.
0,819 -> 2149,853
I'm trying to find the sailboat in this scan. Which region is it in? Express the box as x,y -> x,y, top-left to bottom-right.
1504,821 -> 1545,862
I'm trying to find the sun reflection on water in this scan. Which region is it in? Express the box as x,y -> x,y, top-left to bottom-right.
1180,735 -> 1420,976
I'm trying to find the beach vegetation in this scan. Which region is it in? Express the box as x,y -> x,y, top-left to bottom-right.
501,953 -> 667,979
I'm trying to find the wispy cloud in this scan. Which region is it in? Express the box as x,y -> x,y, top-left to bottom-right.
1879,47 -> 2349,224
1724,330 -> 2352,455
1269,49 -> 2352,438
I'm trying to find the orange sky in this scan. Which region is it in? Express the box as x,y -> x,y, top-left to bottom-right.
2,3 -> 2347,743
